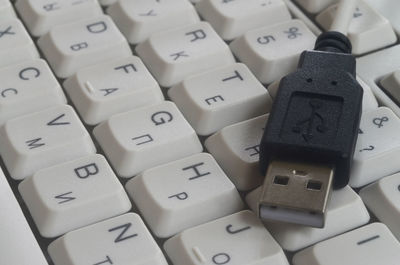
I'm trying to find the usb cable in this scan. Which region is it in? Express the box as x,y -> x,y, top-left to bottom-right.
258,0 -> 362,228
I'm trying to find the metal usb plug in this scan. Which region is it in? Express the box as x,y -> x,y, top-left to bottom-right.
259,160 -> 334,228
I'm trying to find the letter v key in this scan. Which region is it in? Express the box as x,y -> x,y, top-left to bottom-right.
47,114 -> 71,126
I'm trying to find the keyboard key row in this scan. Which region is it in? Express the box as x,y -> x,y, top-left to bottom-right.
2,3 -> 398,265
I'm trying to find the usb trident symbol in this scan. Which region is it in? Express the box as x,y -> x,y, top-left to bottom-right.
292,99 -> 327,142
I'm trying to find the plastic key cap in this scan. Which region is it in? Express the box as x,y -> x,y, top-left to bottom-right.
205,114 -> 268,191
48,213 -> 168,265
0,105 -> 96,180
136,21 -> 235,87
0,0 -> 15,19
230,19 -> 316,84
19,154 -> 132,238
316,0 -> 397,55
350,107 -> 400,187
15,0 -> 103,36
0,18 -> 39,68
64,56 -> 164,125
107,0 -> 200,44
0,59 -> 67,125
93,101 -> 203,178
168,63 -> 272,136
125,153 -> 244,238
38,15 -> 131,78
293,223 -> 400,265
360,172 -> 400,241
196,0 -> 291,40
164,210 -> 289,265
246,186 -> 370,251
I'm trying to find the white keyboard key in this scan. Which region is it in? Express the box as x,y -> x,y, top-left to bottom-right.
126,153 -> 244,238
0,19 -> 39,68
108,0 -> 200,44
205,114 -> 268,191
360,172 -> 400,241
380,69 -> 400,102
350,107 -> 400,187
93,101 -> 203,177
357,77 -> 379,112
230,19 -> 316,84
136,21 -> 235,87
38,15 -> 131,78
164,210 -> 289,265
293,223 -> 400,265
294,0 -> 337,14
48,213 -> 168,265
196,0 -> 291,40
246,186 -> 370,251
0,105 -> 96,180
0,168 -> 48,265
19,154 -> 131,238
64,56 -> 164,125
316,0 -> 397,55
364,0 -> 400,35
0,59 -> 67,125
15,0 -> 103,36
0,0 -> 16,19
357,45 -> 400,117
169,63 -> 272,136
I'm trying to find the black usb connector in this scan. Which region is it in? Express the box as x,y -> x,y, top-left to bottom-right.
258,32 -> 363,228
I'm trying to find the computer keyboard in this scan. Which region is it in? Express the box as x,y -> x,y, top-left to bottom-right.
1,0 -> 400,264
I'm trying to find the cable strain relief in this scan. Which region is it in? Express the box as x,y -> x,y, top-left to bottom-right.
314,31 -> 352,54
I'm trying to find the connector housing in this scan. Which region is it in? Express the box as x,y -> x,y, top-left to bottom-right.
259,50 -> 363,189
